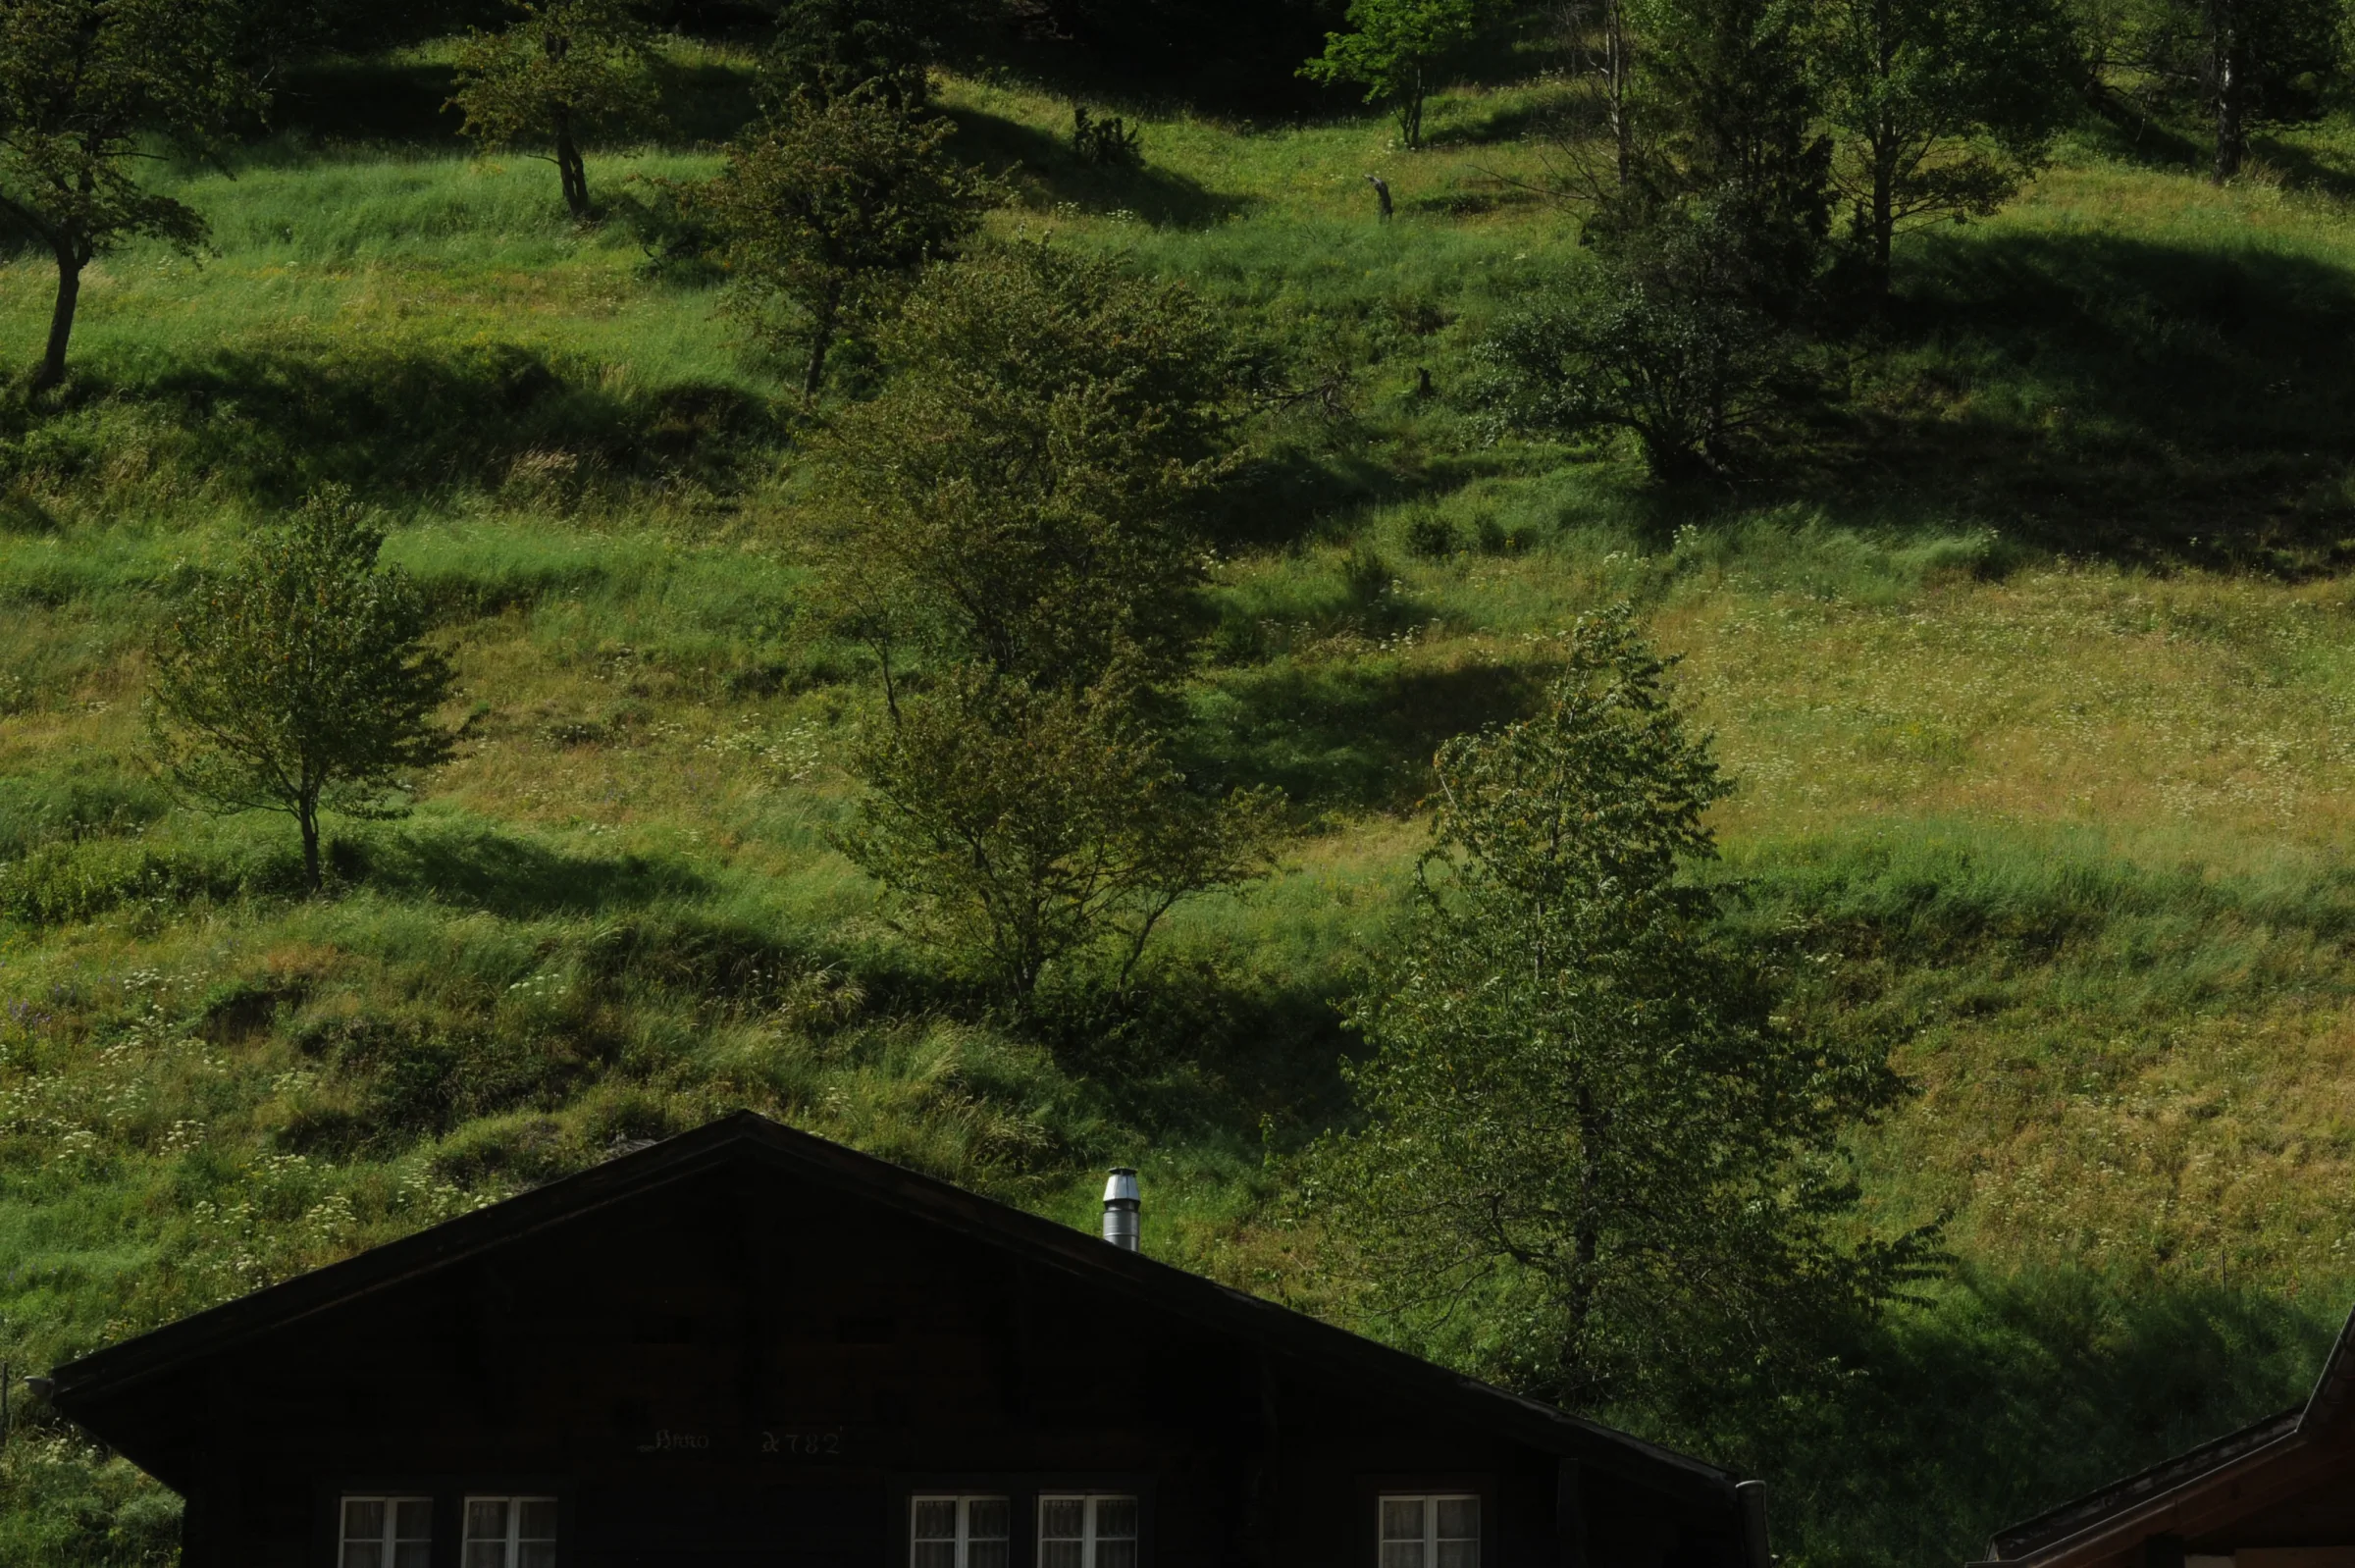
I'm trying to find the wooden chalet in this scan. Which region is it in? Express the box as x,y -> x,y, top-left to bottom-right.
1976,1304 -> 2355,1568
45,1112 -> 1770,1568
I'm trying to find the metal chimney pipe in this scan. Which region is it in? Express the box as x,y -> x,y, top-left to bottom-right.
1102,1168 -> 1140,1251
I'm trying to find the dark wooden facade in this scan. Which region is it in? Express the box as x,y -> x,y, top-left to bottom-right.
49,1114 -> 1767,1568
1975,1305 -> 2355,1568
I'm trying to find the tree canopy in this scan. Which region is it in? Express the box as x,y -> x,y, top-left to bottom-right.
806,241 -> 1250,697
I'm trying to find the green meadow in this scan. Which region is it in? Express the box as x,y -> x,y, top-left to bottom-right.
10,39 -> 2355,1566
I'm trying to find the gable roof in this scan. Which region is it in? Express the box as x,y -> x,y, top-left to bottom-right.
50,1111 -> 1743,1509
1980,1302 -> 2355,1567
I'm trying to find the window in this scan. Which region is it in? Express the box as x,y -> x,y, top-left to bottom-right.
1379,1494 -> 1479,1568
341,1496 -> 432,1568
911,1494 -> 1010,1568
463,1496 -> 557,1568
1039,1493 -> 1138,1568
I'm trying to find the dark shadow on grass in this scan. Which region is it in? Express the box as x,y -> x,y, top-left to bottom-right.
1187,657 -> 1543,810
260,54 -> 756,154
1038,969 -> 1360,1149
270,59 -> 469,147
2250,133 -> 2355,203
1807,230 -> 2355,570
2071,96 -> 2212,177
1668,1270 -> 2338,1568
945,107 -> 1258,229
654,57 -> 763,144
25,344 -> 776,511
345,821 -> 711,918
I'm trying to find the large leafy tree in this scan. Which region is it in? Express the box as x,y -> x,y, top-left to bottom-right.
0,0 -> 257,393
705,83 -> 997,400
1813,0 -> 2078,287
814,243 -> 1276,1011
1301,609 -> 1928,1407
148,493 -> 458,893
806,241 -> 1248,697
449,0 -> 659,219
1301,0 -> 1488,150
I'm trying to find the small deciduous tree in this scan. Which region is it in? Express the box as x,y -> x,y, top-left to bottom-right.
807,241 -> 1247,693
1813,0 -> 2077,288
1298,609 -> 1929,1408
1302,0 -> 1487,150
1478,206 -> 1785,480
0,0 -> 257,393
148,493 -> 458,893
449,0 -> 659,219
705,84 -> 998,400
840,669 -> 1281,1011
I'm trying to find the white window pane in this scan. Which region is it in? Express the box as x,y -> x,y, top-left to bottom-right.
344,1500 -> 387,1542
1383,1543 -> 1427,1568
1040,1499 -> 1086,1541
393,1544 -> 432,1568
343,1544 -> 385,1568
1381,1499 -> 1425,1542
393,1499 -> 434,1542
464,1542 -> 506,1568
517,1499 -> 558,1541
1436,1497 -> 1480,1541
517,1542 -> 556,1568
1093,1497 -> 1138,1541
970,1497 -> 1011,1540
1436,1542 -> 1479,1568
1041,1542 -> 1085,1568
913,1544 -> 958,1568
968,1542 -> 1011,1568
465,1500 -> 508,1542
913,1500 -> 958,1542
1097,1542 -> 1140,1568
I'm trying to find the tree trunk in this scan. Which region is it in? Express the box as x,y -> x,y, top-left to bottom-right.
802,281 -> 844,401
1868,138 -> 1898,294
1561,1089 -> 1605,1402
2210,0 -> 2243,183
1401,64 -> 1426,149
32,244 -> 82,395
297,797 -> 323,894
554,113 -> 591,218
1605,0 -> 1632,187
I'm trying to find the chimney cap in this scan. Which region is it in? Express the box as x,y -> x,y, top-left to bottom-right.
1103,1168 -> 1139,1205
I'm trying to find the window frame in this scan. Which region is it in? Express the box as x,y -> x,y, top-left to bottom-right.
909,1491 -> 1015,1568
1359,1476 -> 1493,1568
337,1493 -> 434,1568
1036,1491 -> 1142,1568
460,1493 -> 560,1568
1376,1491 -> 1482,1568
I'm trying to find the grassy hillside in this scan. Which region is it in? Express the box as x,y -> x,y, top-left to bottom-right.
9,42 -> 2355,1566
